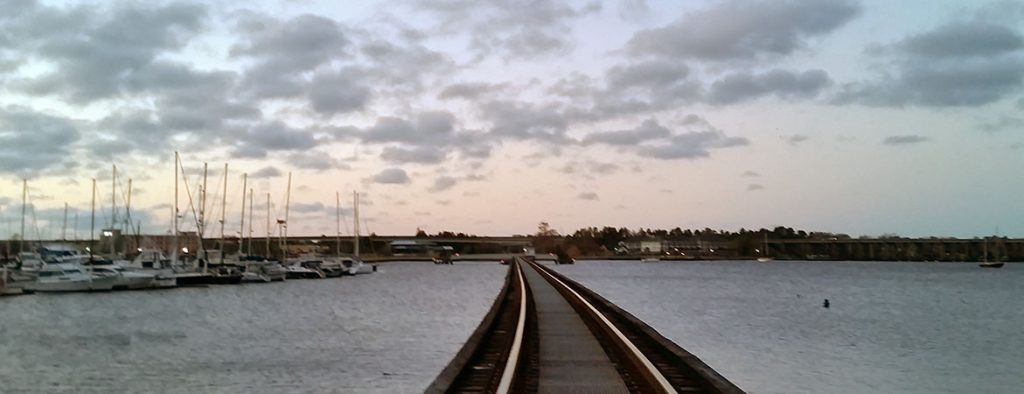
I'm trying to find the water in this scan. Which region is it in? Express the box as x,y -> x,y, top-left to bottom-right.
552,260 -> 1024,394
4,260 -> 1021,393
0,262 -> 506,393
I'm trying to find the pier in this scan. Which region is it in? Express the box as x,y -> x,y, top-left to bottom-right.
427,258 -> 744,393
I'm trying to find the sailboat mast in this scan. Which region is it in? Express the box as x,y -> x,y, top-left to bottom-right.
20,179 -> 26,253
265,193 -> 270,258
336,191 -> 341,259
219,163 -> 228,264
90,178 -> 96,262
247,188 -> 253,256
112,164 -> 117,233
282,172 -> 291,259
171,152 -> 179,265
200,162 -> 208,272
126,178 -> 132,255
353,190 -> 360,258
239,173 -> 247,255
62,202 -> 68,241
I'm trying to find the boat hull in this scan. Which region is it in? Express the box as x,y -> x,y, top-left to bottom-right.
24,276 -> 117,292
979,263 -> 1004,268
174,273 -> 243,286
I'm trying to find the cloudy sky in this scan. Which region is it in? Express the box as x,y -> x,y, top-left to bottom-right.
1,0 -> 1023,239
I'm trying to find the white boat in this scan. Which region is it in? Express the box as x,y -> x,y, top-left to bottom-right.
284,264 -> 325,279
38,244 -> 92,265
241,271 -> 271,283
16,252 -> 45,272
757,233 -> 774,262
344,190 -> 377,275
0,266 -> 20,296
640,257 -> 661,263
23,263 -> 117,292
118,249 -> 178,288
88,265 -> 156,290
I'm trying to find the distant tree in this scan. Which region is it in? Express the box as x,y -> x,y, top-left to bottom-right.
415,228 -> 427,237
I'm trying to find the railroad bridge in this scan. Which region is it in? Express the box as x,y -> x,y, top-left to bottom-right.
427,258 -> 744,394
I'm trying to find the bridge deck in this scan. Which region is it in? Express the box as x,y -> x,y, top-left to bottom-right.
521,263 -> 629,393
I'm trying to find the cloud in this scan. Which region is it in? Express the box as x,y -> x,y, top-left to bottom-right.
639,130 -> 749,159
381,146 -> 447,164
251,166 -> 283,178
438,82 -> 506,100
787,134 -> 809,145
707,69 -> 831,104
883,135 -> 928,145
747,184 -> 765,191
411,0 -> 600,59
606,60 -> 689,90
582,118 -> 671,145
232,13 -> 350,99
290,202 -> 326,213
482,100 -> 569,142
232,121 -> 320,158
370,168 -> 411,184
625,0 -> 861,61
901,23 -> 1023,58
835,20 -> 1024,107
308,68 -> 372,115
979,116 -> 1024,133
286,151 -> 340,171
742,171 -> 760,177
582,117 -> 747,160
577,192 -> 599,200
9,3 -> 209,103
0,106 -> 80,174
429,176 -> 457,192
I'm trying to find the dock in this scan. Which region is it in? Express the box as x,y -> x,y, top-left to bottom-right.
427,257 -> 745,393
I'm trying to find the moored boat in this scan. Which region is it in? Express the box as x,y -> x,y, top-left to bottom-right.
23,263 -> 117,293
88,265 -> 156,290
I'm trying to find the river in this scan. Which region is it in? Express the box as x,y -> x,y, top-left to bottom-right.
2,260 -> 1021,393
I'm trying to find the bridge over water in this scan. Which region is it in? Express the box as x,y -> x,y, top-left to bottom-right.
427,258 -> 744,393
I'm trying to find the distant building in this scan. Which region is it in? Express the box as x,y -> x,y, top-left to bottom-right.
390,240 -> 434,255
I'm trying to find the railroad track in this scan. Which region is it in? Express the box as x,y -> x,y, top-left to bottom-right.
427,258 -> 745,394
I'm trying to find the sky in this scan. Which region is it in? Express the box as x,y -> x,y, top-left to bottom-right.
1,0 -> 1023,239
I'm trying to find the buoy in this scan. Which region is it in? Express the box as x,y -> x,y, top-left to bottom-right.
823,299 -> 830,308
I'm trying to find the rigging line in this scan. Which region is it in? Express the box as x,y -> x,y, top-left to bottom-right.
178,159 -> 203,236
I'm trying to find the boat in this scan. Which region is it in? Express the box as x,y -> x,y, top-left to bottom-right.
241,271 -> 271,283
283,264 -> 325,279
16,252 -> 45,273
979,238 -> 1004,268
38,244 -> 92,265
117,249 -> 177,288
343,190 -> 377,275
757,233 -> 774,262
87,264 -> 156,290
0,266 -> 22,296
641,257 -> 661,263
23,262 -> 117,292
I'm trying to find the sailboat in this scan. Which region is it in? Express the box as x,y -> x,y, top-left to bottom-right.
757,233 -> 774,262
343,190 -> 376,275
979,237 -> 1004,268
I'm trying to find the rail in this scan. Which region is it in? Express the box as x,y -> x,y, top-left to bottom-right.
429,258 -> 745,394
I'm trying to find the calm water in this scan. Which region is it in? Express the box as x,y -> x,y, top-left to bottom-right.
3,261 -> 1021,393
0,262 -> 506,393
553,260 -> 1024,394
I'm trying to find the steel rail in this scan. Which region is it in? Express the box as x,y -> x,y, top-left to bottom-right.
527,260 -> 678,394
495,261 -> 527,393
